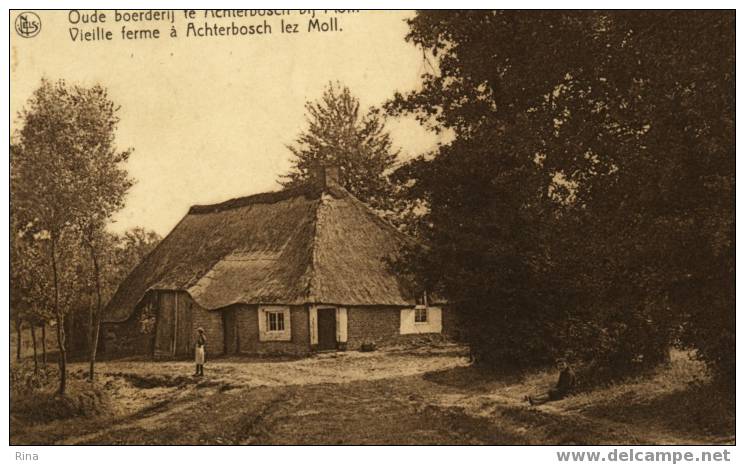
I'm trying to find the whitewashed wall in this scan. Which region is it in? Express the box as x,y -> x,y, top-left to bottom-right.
399,307 -> 442,335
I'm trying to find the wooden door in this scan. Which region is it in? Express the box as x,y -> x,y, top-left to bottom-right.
154,292 -> 174,356
174,294 -> 193,357
223,307 -> 238,354
317,308 -> 337,351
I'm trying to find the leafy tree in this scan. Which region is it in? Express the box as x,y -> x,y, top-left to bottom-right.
68,227 -> 161,351
389,12 -> 734,382
10,235 -> 27,363
111,227 -> 161,283
11,79 -> 133,393
63,83 -> 132,381
281,82 -> 399,212
80,229 -> 126,382
11,226 -> 52,373
12,238 -> 54,367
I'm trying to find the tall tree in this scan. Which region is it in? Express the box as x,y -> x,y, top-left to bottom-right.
389,12 -> 734,381
112,227 -> 162,281
12,79 -> 133,393
10,227 -> 51,373
83,228 -> 159,371
281,82 -> 399,212
69,90 -> 132,380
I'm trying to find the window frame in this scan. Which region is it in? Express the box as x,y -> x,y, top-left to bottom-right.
258,305 -> 292,342
414,306 -> 428,324
266,310 -> 285,332
414,291 -> 429,324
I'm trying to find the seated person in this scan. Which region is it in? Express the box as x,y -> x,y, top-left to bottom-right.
526,359 -> 576,405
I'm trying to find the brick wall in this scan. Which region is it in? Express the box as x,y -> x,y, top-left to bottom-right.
234,304 -> 310,355
105,301 -> 460,357
346,306 -> 401,350
346,306 -> 463,349
107,292 -> 224,360
190,295 -> 223,358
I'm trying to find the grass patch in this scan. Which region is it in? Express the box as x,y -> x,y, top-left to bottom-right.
11,360 -> 112,425
581,381 -> 734,441
10,347 -> 733,445
110,372 -> 196,389
501,405 -> 644,445
12,384 -> 110,424
532,350 -> 733,443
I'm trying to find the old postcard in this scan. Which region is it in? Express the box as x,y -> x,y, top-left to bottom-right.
9,8 -> 735,452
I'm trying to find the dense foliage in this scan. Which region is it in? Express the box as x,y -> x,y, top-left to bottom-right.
389,11 -> 734,385
281,82 -> 399,212
11,79 -> 135,391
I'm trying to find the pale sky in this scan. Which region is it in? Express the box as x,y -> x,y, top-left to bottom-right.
10,10 -> 441,236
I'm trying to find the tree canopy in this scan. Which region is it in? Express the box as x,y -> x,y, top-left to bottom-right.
389,11 -> 734,384
281,82 -> 399,212
11,78 -> 134,392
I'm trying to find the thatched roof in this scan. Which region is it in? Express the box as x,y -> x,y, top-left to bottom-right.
104,180 -> 419,322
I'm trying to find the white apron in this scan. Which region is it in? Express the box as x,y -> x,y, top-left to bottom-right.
195,346 -> 205,364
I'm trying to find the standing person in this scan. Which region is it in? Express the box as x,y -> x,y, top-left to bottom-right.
194,327 -> 206,377
526,359 -> 576,405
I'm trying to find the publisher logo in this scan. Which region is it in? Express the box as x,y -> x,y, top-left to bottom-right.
15,12 -> 41,38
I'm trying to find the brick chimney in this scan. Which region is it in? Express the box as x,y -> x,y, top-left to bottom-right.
311,163 -> 341,187
325,165 -> 340,185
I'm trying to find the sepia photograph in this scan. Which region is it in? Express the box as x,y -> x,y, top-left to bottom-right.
7,7 -> 736,453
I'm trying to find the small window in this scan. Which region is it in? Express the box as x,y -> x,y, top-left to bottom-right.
266,311 -> 285,332
415,307 -> 428,323
258,306 -> 291,341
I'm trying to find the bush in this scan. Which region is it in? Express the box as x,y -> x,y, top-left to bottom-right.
10,360 -> 58,397
681,300 -> 735,392
11,360 -> 111,424
462,297 -> 673,385
555,311 -> 673,386
12,386 -> 110,423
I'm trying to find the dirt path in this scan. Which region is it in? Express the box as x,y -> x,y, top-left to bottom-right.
10,347 -> 733,445
56,377 -> 524,445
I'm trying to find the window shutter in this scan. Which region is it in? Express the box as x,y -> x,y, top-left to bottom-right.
257,306 -> 267,334
336,307 -> 348,343
309,306 -> 318,345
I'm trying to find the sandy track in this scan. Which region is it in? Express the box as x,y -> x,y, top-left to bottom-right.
10,346 -> 732,445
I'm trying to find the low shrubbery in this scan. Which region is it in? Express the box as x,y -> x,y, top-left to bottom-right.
11,360 -> 111,424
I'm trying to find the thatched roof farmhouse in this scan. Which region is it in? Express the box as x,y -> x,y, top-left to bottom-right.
104,167 -> 455,357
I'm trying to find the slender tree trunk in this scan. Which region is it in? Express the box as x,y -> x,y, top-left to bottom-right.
87,297 -> 94,380
65,313 -> 73,356
41,323 -> 47,367
15,318 -> 22,361
50,237 -> 67,396
87,242 -> 104,382
30,322 -> 39,375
